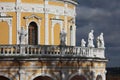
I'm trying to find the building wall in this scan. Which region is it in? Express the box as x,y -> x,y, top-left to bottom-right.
0,60 -> 106,80
0,0 -> 76,46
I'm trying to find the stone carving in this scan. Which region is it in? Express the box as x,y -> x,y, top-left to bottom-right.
60,28 -> 67,45
18,27 -> 27,44
97,33 -> 105,48
0,3 -> 75,17
87,30 -> 94,47
99,33 -> 105,48
81,39 -> 86,47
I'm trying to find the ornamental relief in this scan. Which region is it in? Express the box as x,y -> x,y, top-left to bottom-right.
0,3 -> 75,17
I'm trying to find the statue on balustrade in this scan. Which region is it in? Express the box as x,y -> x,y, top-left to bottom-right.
81,39 -> 86,47
97,33 -> 105,48
18,27 -> 27,44
60,28 -> 67,46
99,33 -> 105,48
87,30 -> 94,47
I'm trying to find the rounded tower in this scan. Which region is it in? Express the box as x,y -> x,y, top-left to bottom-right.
0,0 -> 77,46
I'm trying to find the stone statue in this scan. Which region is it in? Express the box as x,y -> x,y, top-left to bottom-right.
81,39 -> 86,47
60,28 -> 67,45
99,33 -> 105,48
18,27 -> 27,44
87,30 -> 94,47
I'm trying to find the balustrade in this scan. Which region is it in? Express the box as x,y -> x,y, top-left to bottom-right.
0,45 -> 105,58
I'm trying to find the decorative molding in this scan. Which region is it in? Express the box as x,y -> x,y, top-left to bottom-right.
24,14 -> 42,20
0,12 -> 12,44
30,73 -> 56,80
24,14 -> 42,44
68,72 -> 89,80
0,2 -> 75,17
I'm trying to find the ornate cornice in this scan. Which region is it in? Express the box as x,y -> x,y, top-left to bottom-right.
24,14 -> 42,20
0,2 -> 75,17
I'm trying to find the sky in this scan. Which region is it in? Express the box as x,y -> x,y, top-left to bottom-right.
76,0 -> 120,67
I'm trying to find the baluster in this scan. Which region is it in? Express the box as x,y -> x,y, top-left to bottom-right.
0,47 -> 1,54
38,47 -> 40,54
7,47 -> 9,54
34,47 -> 36,54
27,46 -> 29,55
3,47 -> 5,54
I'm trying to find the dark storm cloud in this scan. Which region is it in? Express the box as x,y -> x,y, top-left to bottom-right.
76,0 -> 120,67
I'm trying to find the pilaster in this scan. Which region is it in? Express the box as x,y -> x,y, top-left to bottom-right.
45,1 -> 49,45
8,19 -> 12,44
65,3 -> 68,45
16,0 -> 21,44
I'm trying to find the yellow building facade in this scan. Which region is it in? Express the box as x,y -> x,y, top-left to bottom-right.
0,0 -> 76,45
0,0 -> 107,80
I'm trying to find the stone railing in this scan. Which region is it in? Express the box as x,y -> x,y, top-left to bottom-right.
0,45 -> 105,58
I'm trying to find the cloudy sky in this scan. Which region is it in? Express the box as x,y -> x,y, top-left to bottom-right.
76,0 -> 120,67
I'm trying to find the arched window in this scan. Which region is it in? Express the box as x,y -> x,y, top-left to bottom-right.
70,75 -> 87,80
96,75 -> 102,80
28,22 -> 38,45
0,76 -> 10,80
33,76 -> 53,80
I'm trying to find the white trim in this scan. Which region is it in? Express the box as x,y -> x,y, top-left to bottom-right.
26,21 -> 41,45
24,14 -> 42,44
0,2 -> 75,17
30,73 -> 56,80
16,12 -> 21,44
0,71 -> 18,80
45,1 -> 49,45
65,3 -> 68,45
68,72 -> 89,80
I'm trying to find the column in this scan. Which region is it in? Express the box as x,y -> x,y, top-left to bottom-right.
16,0 -> 21,44
70,26 -> 73,46
19,70 -> 26,80
92,71 -> 96,80
8,19 -> 12,44
25,19 -> 28,44
51,20 -> 54,45
103,70 -> 107,80
38,19 -> 41,44
72,18 -> 76,46
45,1 -> 49,45
65,3 -> 68,45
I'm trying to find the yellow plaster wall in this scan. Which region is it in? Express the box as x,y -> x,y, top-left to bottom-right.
54,23 -> 60,45
68,3 -> 75,9
21,0 -> 44,4
0,0 -> 16,2
49,1 -> 64,7
0,22 -> 9,44
7,12 -> 17,44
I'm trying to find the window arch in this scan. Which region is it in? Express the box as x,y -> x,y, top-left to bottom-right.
33,76 -> 54,80
0,76 -> 10,80
28,22 -> 38,45
96,75 -> 102,80
70,75 -> 87,80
